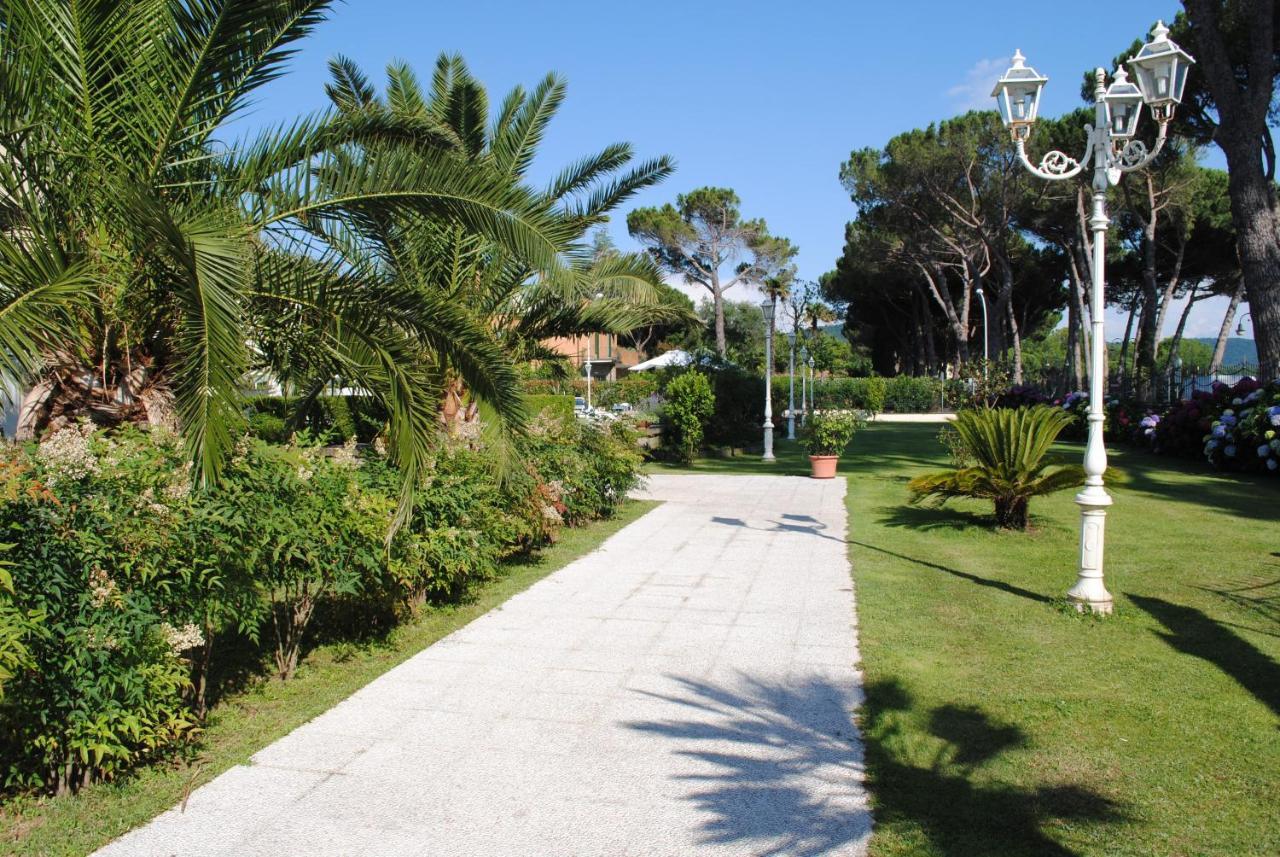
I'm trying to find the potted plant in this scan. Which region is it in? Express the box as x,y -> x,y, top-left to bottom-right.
801,411 -> 863,478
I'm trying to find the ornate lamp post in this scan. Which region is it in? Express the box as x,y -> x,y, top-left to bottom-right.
787,331 -> 797,440
808,354 -> 816,413
761,297 -> 778,461
799,345 -> 809,424
993,21 -> 1194,614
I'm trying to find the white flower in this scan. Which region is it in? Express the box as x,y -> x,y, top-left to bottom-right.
88,567 -> 117,608
331,436 -> 360,468
160,622 -> 205,654
37,424 -> 100,483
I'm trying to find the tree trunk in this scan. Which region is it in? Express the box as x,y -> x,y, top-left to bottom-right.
1119,299 -> 1139,396
1210,278 -> 1246,373
994,495 -> 1029,530
1006,299 -> 1023,385
711,278 -> 727,358
1165,283 -> 1199,372
1184,0 -> 1280,381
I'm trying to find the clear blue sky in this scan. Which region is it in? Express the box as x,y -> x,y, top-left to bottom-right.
236,0 -> 1234,338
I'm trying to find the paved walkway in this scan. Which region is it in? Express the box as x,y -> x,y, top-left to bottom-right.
98,474 -> 869,857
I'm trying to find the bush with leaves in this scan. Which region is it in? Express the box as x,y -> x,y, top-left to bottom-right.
522,414 -> 644,525
908,406 -> 1085,530
884,376 -> 942,412
661,372 -> 716,462
0,427 -> 199,795
801,412 -> 865,456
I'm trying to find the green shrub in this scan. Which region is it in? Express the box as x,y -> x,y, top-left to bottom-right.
809,377 -> 887,415
246,412 -> 290,443
597,374 -> 658,410
523,394 -> 575,421
0,427 -> 199,794
662,372 -> 715,463
884,376 -> 941,412
522,415 -> 644,525
801,411 -> 865,456
909,406 -> 1085,529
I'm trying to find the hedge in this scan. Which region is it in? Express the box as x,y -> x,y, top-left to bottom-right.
524,394 -> 575,421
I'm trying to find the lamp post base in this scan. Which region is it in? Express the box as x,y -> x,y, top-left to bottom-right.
762,424 -> 776,462
1069,488 -> 1113,614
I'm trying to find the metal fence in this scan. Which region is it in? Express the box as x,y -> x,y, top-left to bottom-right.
1032,362 -> 1263,405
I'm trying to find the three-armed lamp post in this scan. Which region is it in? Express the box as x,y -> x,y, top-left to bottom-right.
993,20 -> 1194,614
761,297 -> 777,462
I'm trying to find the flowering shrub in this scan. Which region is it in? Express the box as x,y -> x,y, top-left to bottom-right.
0,415 -> 645,795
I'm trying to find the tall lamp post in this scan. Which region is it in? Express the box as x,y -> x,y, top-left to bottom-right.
583,291 -> 604,411
787,331 -> 797,440
808,354 -> 816,413
993,21 -> 1194,614
974,286 -> 990,377
761,297 -> 777,462
799,345 -> 809,424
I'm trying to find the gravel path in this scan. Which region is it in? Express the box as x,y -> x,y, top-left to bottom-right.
96,473 -> 869,857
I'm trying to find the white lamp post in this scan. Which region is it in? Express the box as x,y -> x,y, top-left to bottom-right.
787,331 -> 797,440
761,297 -> 777,462
583,291 -> 605,411
974,286 -> 990,377
808,354 -> 816,413
993,21 -> 1194,615
799,345 -> 809,424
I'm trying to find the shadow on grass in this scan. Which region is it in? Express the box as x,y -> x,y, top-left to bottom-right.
876,502 -> 992,533
861,679 -> 1123,857
1095,444 -> 1280,522
1129,594 -> 1280,720
1194,575 -> 1280,640
850,539 -> 1052,605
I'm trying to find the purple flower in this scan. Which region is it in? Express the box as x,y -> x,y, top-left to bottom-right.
1260,445 -> 1272,458
1270,459 -> 1278,471
1212,424 -> 1227,439
1225,444 -> 1238,458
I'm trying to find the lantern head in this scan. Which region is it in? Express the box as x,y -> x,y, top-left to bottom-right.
992,50 -> 1048,140
1104,68 -> 1144,139
1128,20 -> 1194,117
759,297 -> 776,324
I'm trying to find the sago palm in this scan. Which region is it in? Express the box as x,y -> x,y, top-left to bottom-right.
908,406 -> 1084,530
0,1 -> 568,503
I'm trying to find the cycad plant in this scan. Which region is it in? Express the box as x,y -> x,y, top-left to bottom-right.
0,1 -> 575,506
908,406 -> 1084,530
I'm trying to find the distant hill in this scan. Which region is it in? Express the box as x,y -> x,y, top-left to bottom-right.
1190,337 -> 1256,366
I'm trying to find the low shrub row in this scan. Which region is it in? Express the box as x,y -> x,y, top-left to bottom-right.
987,378 -> 1280,476
0,415 -> 642,795
772,375 -> 951,416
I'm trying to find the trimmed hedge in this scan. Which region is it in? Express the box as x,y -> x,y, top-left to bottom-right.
524,394 -> 575,421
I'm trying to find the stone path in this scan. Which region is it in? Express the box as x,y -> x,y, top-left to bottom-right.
97,474 -> 869,857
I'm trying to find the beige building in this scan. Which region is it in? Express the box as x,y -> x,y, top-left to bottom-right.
543,333 -> 643,381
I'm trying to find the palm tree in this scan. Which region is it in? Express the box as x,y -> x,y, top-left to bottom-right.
908,406 -> 1084,530
314,55 -> 684,422
0,1 -> 568,502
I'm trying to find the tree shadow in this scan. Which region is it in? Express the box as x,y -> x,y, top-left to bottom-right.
876,502 -> 992,533
1128,594 -> 1280,720
623,673 -> 1119,856
849,539 -> 1052,605
1102,446 -> 1279,522
860,679 -> 1123,856
1193,575 -> 1280,640
624,673 -> 870,856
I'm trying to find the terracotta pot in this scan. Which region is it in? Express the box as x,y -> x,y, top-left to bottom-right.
809,455 -> 839,479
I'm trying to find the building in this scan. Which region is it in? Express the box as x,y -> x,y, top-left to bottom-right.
542,333 -> 643,382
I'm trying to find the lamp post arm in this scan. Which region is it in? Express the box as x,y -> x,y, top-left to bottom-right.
1014,134 -> 1093,182
1111,121 -> 1170,175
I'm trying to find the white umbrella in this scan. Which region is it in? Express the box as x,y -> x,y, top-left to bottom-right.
628,349 -> 692,372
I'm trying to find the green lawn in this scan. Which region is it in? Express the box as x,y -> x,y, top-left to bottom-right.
657,424 -> 1280,856
0,499 -> 658,857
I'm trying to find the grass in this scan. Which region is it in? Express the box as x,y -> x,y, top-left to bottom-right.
656,424 -> 1280,856
0,499 -> 658,857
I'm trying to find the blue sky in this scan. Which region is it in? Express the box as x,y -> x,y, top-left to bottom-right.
236,0 -> 1237,339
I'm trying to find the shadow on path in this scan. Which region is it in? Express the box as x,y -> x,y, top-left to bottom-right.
625,674 -> 869,856
709,513 -> 848,544
1129,593 -> 1280,721
849,540 -> 1051,605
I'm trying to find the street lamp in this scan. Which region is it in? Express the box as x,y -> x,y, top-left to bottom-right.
1236,313 -> 1252,337
787,331 -> 797,440
993,20 -> 1194,615
799,344 -> 809,424
584,291 -> 604,411
808,354 -> 816,413
761,297 -> 777,462
974,286 -> 990,376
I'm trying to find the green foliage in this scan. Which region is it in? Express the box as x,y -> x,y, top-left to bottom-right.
596,374 -> 659,410
885,376 -> 942,413
523,394 -> 575,421
246,412 -> 290,444
801,412 -> 865,456
0,419 -> 645,795
908,407 -> 1085,529
808,377 -> 887,415
662,373 -> 715,463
